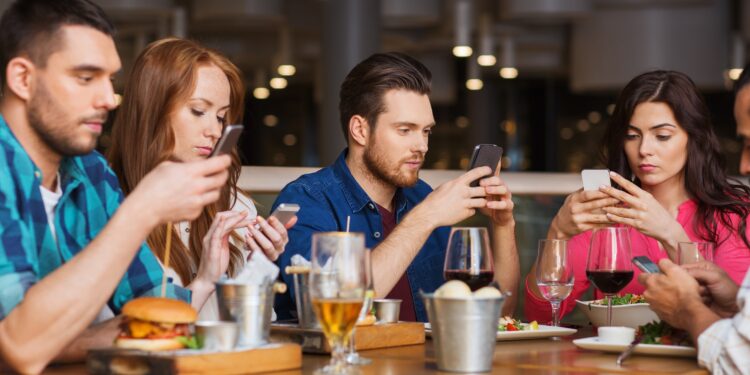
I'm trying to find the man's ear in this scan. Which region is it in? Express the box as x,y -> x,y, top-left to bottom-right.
349,115 -> 371,147
5,57 -> 34,101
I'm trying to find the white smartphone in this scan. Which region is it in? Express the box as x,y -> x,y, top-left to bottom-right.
581,169 -> 611,191
254,203 -> 300,229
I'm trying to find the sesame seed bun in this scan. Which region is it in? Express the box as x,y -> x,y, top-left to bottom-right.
121,297 -> 197,324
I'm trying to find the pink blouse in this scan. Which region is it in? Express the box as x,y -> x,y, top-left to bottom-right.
524,199 -> 750,324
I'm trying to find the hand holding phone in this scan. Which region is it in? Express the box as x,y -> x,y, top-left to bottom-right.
468,144 -> 503,187
581,169 -> 611,191
632,256 -> 660,274
254,203 -> 300,229
210,124 -> 244,157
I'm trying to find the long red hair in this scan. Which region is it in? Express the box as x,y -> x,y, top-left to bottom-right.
107,38 -> 246,284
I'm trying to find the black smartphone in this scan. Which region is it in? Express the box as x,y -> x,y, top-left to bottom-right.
632,256 -> 660,274
209,124 -> 244,157
468,144 -> 503,187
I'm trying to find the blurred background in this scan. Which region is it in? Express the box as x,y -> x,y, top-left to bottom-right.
21,0 -> 746,321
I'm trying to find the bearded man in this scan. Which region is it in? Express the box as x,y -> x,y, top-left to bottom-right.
273,52 -> 519,322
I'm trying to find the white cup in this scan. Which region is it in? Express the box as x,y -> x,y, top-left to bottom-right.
598,326 -> 635,344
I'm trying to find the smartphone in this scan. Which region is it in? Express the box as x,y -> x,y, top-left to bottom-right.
209,124 -> 244,157
468,144 -> 503,187
255,203 -> 300,229
581,169 -> 611,191
632,256 -> 660,274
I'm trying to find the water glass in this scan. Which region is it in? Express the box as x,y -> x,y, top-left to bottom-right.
678,241 -> 714,265
535,239 -> 573,330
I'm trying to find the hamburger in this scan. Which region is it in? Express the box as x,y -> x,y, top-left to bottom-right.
115,297 -> 197,351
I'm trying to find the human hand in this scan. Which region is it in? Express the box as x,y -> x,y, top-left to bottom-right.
478,170 -> 515,227
194,211 -> 252,285
638,259 -> 706,330
600,172 -> 687,248
682,261 -> 739,318
129,156 -> 231,225
244,215 -> 297,261
415,166 -> 493,228
548,189 -> 618,239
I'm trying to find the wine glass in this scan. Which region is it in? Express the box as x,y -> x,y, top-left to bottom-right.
443,227 -> 494,291
535,239 -> 574,331
346,249 -> 373,366
678,241 -> 715,265
309,232 -> 367,374
585,227 -> 633,326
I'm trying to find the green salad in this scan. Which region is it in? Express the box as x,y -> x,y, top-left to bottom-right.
592,293 -> 646,306
636,321 -> 692,346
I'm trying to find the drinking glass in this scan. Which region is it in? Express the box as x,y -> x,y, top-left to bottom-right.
585,227 -> 633,326
346,249 -> 373,366
535,239 -> 574,331
443,227 -> 494,291
310,232 -> 366,374
678,241 -> 715,265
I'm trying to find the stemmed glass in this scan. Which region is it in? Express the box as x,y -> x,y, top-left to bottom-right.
535,239 -> 574,331
309,232 -> 367,374
443,227 -> 494,291
586,227 -> 633,326
678,241 -> 715,265
346,249 -> 374,366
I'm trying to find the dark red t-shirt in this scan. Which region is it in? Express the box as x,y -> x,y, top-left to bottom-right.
376,203 -> 417,322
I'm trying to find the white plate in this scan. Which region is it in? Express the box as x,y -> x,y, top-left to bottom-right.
424,323 -> 577,341
572,337 -> 696,357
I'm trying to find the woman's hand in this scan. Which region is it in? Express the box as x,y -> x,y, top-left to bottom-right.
548,189 -> 618,239
245,215 -> 297,261
194,211 -> 251,285
599,172 -> 689,256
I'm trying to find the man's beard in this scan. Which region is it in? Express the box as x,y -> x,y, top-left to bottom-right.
27,80 -> 105,157
363,143 -> 421,188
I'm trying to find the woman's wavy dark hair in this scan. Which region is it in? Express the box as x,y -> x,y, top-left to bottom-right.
602,70 -> 750,249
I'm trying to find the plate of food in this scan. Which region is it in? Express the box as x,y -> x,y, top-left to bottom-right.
573,321 -> 696,357
576,294 -> 660,328
425,316 -> 577,341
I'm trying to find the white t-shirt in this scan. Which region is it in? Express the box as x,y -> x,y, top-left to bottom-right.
164,192 -> 260,321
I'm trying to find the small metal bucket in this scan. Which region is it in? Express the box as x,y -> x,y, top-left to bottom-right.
292,272 -> 320,329
422,293 -> 505,373
216,281 -> 277,348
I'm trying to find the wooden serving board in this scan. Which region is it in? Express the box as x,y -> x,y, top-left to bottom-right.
270,322 -> 425,354
87,342 -> 301,374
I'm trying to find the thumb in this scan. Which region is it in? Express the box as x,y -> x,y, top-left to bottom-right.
657,258 -> 679,275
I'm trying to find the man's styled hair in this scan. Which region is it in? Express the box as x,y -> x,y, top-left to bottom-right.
339,52 -> 432,141
0,0 -> 115,89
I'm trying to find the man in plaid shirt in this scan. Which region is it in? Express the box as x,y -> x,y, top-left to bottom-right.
0,1 -> 231,373
639,66 -> 750,374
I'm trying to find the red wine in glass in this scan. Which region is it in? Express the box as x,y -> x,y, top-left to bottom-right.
444,269 -> 494,291
585,270 -> 633,294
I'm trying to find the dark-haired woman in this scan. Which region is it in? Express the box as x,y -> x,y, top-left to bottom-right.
525,70 -> 750,323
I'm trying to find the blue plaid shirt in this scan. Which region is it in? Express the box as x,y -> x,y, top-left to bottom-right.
0,116 -> 189,319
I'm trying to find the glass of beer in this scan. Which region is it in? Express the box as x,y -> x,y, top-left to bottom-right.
310,232 -> 366,374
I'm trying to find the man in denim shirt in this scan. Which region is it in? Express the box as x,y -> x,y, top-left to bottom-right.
0,1 -> 231,372
274,52 -> 519,322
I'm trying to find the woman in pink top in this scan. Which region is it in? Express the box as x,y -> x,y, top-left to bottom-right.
526,71 -> 750,323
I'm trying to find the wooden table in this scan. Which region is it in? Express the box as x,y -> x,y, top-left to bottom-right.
45,329 -> 707,374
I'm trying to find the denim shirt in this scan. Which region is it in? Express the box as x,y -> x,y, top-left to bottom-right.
273,150 -> 449,322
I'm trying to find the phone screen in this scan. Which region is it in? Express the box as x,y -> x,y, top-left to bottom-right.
632,256 -> 660,274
